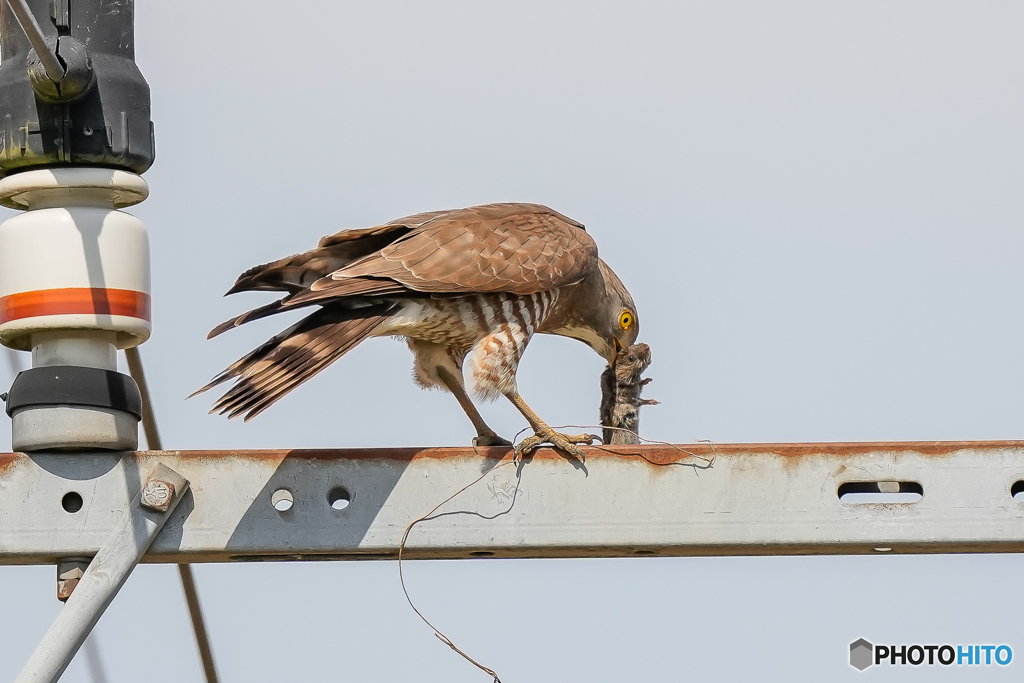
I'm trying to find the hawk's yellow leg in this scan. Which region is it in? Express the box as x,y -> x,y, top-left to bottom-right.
436,367 -> 512,447
505,391 -> 596,461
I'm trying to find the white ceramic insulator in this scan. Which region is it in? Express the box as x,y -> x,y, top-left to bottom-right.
0,168 -> 151,351
31,331 -> 117,370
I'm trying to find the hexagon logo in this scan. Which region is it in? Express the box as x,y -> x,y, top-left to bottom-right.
850,638 -> 874,671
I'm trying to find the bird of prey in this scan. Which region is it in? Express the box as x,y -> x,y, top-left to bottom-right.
195,203 -> 640,458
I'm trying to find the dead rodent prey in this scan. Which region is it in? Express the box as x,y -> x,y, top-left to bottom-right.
600,343 -> 658,445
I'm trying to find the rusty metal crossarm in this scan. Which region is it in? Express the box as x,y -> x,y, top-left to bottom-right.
1,442 -> 1023,563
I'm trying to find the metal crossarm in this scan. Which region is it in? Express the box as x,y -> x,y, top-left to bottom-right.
2,441 -> 1023,563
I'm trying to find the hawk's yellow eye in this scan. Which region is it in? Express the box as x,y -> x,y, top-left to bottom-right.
619,311 -> 633,330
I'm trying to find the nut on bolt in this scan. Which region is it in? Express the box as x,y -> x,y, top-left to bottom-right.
57,559 -> 89,602
140,478 -> 175,513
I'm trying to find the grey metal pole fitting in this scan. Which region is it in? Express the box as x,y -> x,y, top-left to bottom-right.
5,0 -> 64,81
5,0 -> 95,103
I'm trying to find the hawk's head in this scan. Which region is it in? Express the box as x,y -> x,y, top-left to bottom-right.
593,259 -> 640,363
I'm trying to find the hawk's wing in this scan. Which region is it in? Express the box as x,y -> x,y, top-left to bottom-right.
285,203 -> 598,307
223,211 -> 452,296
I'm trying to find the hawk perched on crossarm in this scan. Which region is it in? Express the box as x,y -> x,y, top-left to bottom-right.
195,203 -> 640,457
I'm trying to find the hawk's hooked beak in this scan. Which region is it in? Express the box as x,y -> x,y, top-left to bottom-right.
604,337 -> 624,364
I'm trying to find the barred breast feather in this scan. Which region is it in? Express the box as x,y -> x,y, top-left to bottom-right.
381,290 -> 558,399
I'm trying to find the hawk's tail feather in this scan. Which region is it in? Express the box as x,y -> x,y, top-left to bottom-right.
209,279 -> 411,340
207,299 -> 292,339
212,313 -> 391,420
217,319 -> 368,419
193,304 -> 396,420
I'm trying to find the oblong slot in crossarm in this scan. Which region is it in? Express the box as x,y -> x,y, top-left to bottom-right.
838,481 -> 923,503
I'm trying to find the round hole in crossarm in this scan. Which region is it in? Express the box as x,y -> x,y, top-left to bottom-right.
271,488 -> 294,512
327,487 -> 351,511
1012,481 -> 1024,501
61,492 -> 83,513
634,550 -> 656,556
470,551 -> 495,557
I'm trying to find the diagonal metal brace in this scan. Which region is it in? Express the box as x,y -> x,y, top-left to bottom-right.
15,464 -> 189,683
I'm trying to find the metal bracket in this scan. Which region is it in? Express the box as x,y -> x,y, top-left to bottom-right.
14,464 -> 189,683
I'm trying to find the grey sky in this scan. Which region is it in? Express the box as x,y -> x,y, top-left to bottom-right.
2,1 -> 1023,680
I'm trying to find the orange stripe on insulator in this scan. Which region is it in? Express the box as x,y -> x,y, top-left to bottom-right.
0,288 -> 151,323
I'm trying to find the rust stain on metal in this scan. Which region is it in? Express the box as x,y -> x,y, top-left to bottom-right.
0,453 -> 20,473
57,578 -> 78,601
3,441 -> 1020,481
114,440 -> 1024,468
739,441 -> 1015,458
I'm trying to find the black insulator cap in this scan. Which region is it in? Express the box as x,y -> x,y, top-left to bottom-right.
4,365 -> 143,419
0,0 -> 154,175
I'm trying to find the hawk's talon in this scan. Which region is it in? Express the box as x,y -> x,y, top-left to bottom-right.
512,434 -> 544,463
513,430 -> 595,462
473,432 -> 513,447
